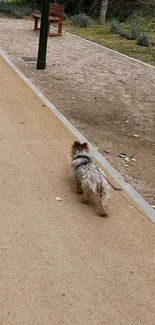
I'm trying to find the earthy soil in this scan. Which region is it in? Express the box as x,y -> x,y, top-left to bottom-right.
0,16 -> 155,205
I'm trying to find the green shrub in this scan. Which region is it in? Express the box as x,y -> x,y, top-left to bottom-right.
109,19 -> 130,39
0,0 -> 37,18
110,19 -> 142,40
137,34 -> 150,47
63,12 -> 67,20
109,19 -> 120,34
130,21 -> 141,40
71,13 -> 92,28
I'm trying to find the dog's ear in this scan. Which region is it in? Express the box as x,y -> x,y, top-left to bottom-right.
82,142 -> 89,152
72,141 -> 81,149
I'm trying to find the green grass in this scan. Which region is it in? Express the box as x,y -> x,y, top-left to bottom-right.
63,17 -> 155,66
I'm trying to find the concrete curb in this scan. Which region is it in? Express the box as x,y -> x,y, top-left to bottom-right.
0,49 -> 154,224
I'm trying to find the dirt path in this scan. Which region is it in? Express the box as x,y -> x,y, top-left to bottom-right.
0,16 -> 154,205
1,54 -> 155,325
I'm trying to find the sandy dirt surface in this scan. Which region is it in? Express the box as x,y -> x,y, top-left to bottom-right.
0,16 -> 155,205
1,55 -> 155,325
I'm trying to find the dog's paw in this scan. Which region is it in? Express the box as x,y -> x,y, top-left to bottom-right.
81,197 -> 89,204
100,211 -> 108,217
99,207 -> 108,217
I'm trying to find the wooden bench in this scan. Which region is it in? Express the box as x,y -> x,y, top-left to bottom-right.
32,4 -> 65,37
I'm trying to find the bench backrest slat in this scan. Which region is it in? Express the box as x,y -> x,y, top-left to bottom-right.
49,4 -> 65,20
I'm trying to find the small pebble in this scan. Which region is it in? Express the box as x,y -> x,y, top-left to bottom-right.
55,197 -> 62,201
124,157 -> 130,162
119,153 -> 127,158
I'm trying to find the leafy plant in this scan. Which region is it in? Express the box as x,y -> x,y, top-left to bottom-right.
63,12 -> 68,20
110,19 -> 142,40
137,33 -> 150,47
0,0 -> 37,18
109,19 -> 130,39
71,13 -> 92,28
130,21 -> 141,40
109,19 -> 120,34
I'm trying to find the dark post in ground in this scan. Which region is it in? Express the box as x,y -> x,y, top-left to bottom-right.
37,0 -> 50,70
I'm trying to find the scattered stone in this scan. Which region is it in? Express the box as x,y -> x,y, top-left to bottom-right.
124,157 -> 130,162
55,197 -> 62,201
119,153 -> 127,158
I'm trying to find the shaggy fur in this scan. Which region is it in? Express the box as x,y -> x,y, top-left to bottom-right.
71,141 -> 109,216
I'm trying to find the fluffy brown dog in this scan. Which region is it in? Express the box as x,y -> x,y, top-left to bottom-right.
71,141 -> 109,216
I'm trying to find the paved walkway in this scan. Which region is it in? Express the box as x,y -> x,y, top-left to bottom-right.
0,57 -> 155,325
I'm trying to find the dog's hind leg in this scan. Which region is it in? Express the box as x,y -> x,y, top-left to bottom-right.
99,189 -> 108,216
75,178 -> 83,195
81,191 -> 90,204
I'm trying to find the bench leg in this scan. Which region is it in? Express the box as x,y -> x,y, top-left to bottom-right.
58,22 -> 62,36
34,18 -> 39,31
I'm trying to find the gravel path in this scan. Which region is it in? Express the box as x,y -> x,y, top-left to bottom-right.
0,16 -> 154,205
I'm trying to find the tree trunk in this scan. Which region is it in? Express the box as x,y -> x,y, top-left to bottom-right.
99,0 -> 108,24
